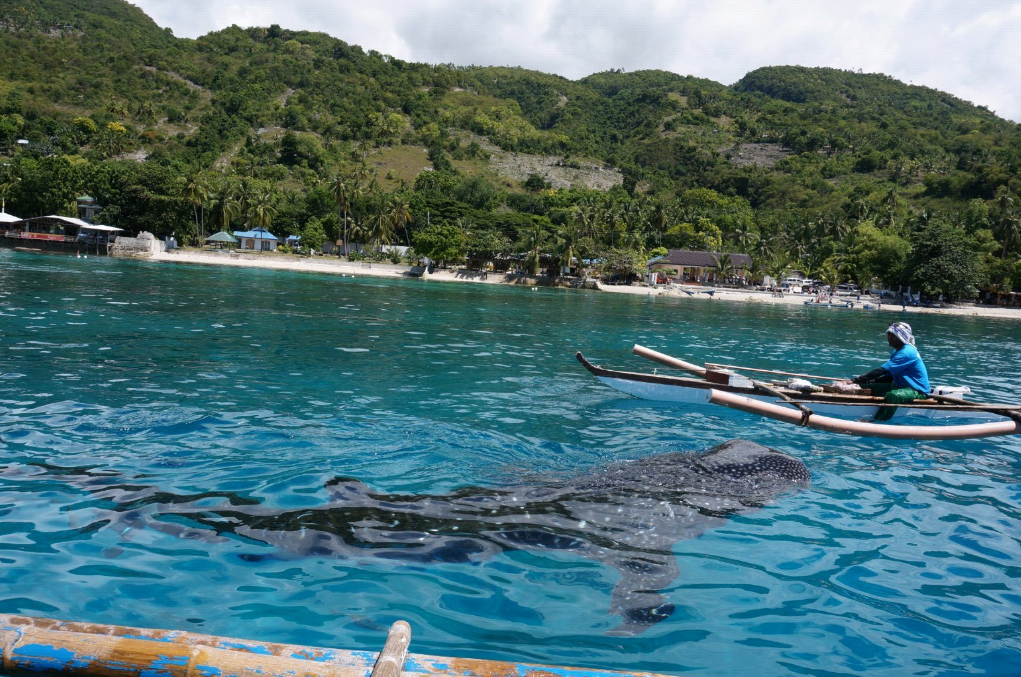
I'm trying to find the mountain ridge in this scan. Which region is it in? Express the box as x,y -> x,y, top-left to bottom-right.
1,0 -> 1019,298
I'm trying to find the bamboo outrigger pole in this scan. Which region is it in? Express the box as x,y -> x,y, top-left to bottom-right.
704,362 -> 846,382
631,344 -> 706,377
708,389 -> 1020,440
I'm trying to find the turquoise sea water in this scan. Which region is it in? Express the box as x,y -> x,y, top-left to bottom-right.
2,249 -> 1021,676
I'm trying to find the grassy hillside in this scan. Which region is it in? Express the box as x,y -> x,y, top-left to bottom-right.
1,0 -> 1020,298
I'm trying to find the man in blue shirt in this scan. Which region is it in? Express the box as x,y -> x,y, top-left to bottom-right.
852,322 -> 930,421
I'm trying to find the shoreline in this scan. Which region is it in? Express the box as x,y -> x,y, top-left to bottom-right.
148,249 -> 1021,320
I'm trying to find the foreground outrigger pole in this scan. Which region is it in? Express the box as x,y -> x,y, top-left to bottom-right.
0,615 -> 670,677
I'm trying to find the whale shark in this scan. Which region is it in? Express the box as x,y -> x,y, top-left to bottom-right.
29,439 -> 810,635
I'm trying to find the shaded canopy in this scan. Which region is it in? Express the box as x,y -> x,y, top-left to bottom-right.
206,231 -> 238,243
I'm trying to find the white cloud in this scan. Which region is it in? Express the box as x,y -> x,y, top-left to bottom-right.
133,0 -> 1021,121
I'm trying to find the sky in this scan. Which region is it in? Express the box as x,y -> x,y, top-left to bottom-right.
132,0 -> 1021,123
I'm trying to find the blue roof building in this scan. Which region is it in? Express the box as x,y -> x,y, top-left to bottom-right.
232,227 -> 278,251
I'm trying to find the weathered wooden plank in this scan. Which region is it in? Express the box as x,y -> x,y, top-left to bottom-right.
0,615 -> 672,677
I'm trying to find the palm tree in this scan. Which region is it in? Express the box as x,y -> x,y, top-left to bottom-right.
765,253 -> 791,292
365,208 -> 395,251
207,182 -> 242,234
573,199 -> 599,243
824,214 -> 850,242
388,194 -> 412,246
813,258 -> 846,297
184,175 -> 210,243
248,188 -> 277,250
331,173 -> 353,255
848,196 -> 871,223
522,225 -> 548,276
995,187 -> 1019,257
650,200 -> 669,247
0,177 -> 19,213
879,187 -> 898,230
997,212 -> 1021,258
713,252 -> 736,285
553,221 -> 586,278
729,226 -> 758,253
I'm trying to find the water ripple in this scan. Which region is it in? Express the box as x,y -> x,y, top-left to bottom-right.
1,251 -> 1021,674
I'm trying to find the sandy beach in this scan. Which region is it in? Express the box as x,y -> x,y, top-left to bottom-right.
150,249 -> 1021,320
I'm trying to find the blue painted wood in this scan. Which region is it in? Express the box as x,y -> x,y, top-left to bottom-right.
0,615 -> 667,677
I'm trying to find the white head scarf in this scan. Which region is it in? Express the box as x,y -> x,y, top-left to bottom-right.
887,322 -> 915,346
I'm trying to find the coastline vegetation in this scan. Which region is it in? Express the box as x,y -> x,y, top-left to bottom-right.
2,0 -> 1020,300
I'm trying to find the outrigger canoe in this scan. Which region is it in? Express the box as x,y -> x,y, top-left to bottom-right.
576,345 -> 1021,440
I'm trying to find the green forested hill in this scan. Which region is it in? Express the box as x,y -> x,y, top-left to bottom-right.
1,0 -> 1019,298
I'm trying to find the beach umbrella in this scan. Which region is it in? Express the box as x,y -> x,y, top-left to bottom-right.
206,231 -> 238,243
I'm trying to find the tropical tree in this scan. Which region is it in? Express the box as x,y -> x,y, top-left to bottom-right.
599,247 -> 646,284
553,221 -> 588,278
909,220 -> 980,301
713,252 -> 737,284
207,181 -> 242,233
464,228 -> 510,270
765,253 -> 792,289
649,199 -> 669,247
413,223 -> 466,268
248,188 -> 277,251
184,174 -> 210,242
997,213 -> 1021,258
0,176 -> 19,213
521,225 -> 548,275
994,187 -> 1020,257
818,259 -> 843,298
331,173 -> 353,254
300,217 -> 327,253
96,122 -> 129,158
365,206 -> 395,250
388,194 -> 412,246
729,226 -> 759,253
844,223 -> 910,290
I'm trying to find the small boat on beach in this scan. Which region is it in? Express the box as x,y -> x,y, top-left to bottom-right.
803,298 -> 854,308
576,345 -> 1021,440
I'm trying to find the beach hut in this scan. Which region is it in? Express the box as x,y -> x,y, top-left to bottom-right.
205,231 -> 238,249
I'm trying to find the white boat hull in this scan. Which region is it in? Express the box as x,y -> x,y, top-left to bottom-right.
595,375 -> 1000,423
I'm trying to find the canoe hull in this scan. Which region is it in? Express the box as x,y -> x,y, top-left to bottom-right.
580,353 -> 1002,424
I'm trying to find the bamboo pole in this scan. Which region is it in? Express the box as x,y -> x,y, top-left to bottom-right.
708,389 -> 1020,440
782,399 -> 1020,412
631,344 -> 706,377
704,362 -> 846,382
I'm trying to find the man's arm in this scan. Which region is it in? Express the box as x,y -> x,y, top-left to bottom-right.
852,367 -> 892,386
